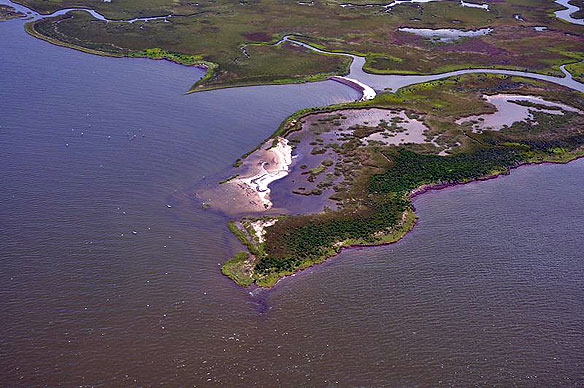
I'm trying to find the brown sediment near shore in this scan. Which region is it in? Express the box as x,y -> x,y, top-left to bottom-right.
198,137 -> 293,215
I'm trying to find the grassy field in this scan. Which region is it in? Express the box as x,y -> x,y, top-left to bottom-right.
567,61 -> 584,83
222,74 -> 584,287
21,0 -> 584,90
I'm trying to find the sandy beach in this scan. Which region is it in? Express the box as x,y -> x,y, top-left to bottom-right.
330,76 -> 376,101
199,137 -> 293,214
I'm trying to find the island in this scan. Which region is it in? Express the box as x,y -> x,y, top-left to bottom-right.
200,73 -> 584,287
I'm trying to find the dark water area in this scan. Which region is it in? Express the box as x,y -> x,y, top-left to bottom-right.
1,16 -> 584,387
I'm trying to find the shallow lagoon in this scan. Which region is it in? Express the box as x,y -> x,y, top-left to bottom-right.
457,94 -> 583,132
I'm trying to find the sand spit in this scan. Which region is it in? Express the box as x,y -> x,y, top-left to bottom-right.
200,137 -> 293,214
460,0 -> 489,10
239,138 -> 293,209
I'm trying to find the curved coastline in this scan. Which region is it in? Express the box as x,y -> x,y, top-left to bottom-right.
215,70 -> 584,287
2,0 -> 583,95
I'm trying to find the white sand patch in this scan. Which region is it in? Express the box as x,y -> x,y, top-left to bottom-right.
330,76 -> 376,100
460,0 -> 489,10
249,219 -> 278,243
237,137 -> 293,210
199,137 -> 293,214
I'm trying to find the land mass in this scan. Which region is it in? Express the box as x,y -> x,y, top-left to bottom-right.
13,0 -> 584,90
214,74 -> 584,287
0,4 -> 26,20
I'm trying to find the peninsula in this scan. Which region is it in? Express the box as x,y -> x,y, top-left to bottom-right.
214,73 -> 584,287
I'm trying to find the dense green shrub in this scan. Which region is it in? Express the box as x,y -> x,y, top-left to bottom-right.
369,148 -> 522,196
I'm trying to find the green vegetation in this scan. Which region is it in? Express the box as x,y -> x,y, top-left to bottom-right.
228,221 -> 260,256
567,61 -> 584,83
16,0 -> 583,286
221,251 -> 254,287
129,48 -> 205,66
369,148 -> 521,196
309,163 -> 328,176
219,174 -> 239,184
251,140 -> 583,287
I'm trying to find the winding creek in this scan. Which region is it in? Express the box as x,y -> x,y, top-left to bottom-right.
555,0 -> 584,25
277,35 -> 584,95
5,0 -> 171,22
340,0 -> 490,11
1,0 -> 584,386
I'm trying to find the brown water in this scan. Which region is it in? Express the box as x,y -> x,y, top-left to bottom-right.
1,13 -> 584,387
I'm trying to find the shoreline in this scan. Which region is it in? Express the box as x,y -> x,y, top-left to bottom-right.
23,21 -> 216,81
216,79 -> 584,288
237,137 -> 293,210
5,0 -> 583,289
330,76 -> 376,100
410,155 -> 584,205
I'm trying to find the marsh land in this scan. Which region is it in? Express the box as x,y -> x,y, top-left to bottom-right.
17,0 -> 584,89
0,4 -> 25,20
216,74 -> 584,286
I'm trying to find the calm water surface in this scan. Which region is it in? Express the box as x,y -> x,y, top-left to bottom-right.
1,16 -> 583,387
